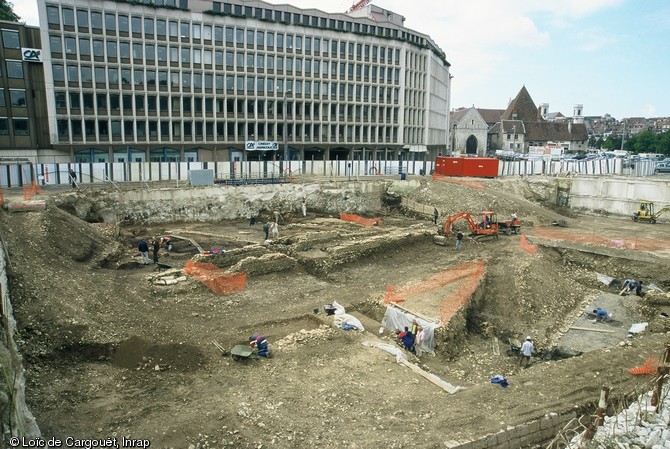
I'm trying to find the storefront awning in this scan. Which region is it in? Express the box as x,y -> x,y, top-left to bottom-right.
408,145 -> 428,153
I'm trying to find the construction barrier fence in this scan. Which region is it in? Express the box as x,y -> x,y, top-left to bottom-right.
384,261 -> 486,325
184,260 -> 246,296
531,228 -> 670,252
520,233 -> 538,254
339,213 -> 382,227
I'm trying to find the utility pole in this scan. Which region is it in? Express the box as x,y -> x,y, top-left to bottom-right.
620,119 -> 626,152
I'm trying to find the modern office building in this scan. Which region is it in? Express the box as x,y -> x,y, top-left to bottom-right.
0,20 -> 52,162
37,0 -> 452,163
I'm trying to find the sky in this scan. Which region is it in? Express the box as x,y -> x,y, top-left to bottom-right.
12,0 -> 670,119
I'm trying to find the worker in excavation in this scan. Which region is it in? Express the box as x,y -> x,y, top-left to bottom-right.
620,279 -> 636,295
520,336 -> 534,368
397,327 -> 416,354
593,308 -> 609,322
455,230 -> 464,250
262,222 -> 270,240
138,239 -> 150,265
249,335 -> 270,357
151,236 -> 160,263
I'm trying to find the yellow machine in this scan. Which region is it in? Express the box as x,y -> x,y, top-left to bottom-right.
632,200 -> 670,224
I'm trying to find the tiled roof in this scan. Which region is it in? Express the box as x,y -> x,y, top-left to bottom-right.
500,120 -> 526,134
477,108 -> 505,124
501,86 -> 542,122
525,121 -> 588,141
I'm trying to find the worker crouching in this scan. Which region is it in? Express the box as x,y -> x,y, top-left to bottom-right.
249,335 -> 271,358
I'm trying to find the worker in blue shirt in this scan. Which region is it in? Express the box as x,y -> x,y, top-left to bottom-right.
397,327 -> 416,353
249,335 -> 270,357
593,308 -> 609,322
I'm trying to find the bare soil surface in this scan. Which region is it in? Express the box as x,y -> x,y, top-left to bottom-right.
2,177 -> 670,448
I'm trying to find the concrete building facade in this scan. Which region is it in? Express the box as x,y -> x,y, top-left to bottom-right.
37,0 -> 452,163
0,21 -> 52,161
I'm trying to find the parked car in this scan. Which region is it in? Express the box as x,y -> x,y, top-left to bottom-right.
655,162 -> 670,173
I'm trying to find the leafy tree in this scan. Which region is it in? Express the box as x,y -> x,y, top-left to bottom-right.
0,0 -> 20,22
602,136 -> 621,150
657,131 -> 670,156
632,130 -> 657,153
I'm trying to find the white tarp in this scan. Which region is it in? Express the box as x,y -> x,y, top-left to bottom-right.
381,305 -> 439,354
331,301 -> 365,331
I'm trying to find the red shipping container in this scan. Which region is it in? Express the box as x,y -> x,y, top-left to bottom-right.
435,157 -> 463,176
435,157 -> 498,178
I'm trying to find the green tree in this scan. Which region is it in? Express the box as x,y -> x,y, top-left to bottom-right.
0,0 -> 20,22
657,131 -> 670,156
632,130 -> 657,153
602,136 -> 621,150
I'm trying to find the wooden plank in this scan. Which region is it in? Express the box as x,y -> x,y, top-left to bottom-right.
398,359 -> 463,394
569,326 -> 616,334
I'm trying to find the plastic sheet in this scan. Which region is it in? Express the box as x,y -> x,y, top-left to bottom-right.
381,306 -> 438,354
331,301 -> 365,331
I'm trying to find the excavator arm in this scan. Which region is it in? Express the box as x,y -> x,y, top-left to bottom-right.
655,206 -> 670,219
444,212 -> 479,237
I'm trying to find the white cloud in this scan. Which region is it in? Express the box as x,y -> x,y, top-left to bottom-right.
641,104 -> 657,118
13,0 -> 39,26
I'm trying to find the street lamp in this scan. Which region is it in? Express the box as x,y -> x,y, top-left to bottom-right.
282,89 -> 292,162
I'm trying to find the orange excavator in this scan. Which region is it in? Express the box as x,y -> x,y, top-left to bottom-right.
443,211 -> 499,240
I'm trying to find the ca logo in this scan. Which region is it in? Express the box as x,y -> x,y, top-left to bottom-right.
23,49 -> 41,61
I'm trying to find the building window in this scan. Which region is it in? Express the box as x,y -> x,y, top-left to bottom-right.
10,89 -> 26,107
79,38 -> 90,56
132,16 -> 142,34
47,6 -> 60,25
0,89 -> 4,106
62,8 -> 75,27
52,64 -> 64,82
49,35 -> 62,54
0,118 -> 8,135
106,41 -> 117,58
81,66 -> 92,83
108,67 -> 118,85
67,65 -> 79,83
133,43 -> 143,59
54,92 -> 66,108
111,121 -> 121,137
6,61 -> 23,79
145,18 -> 154,35
105,13 -> 116,31
157,19 -> 166,36
64,37 -> 76,54
118,15 -> 129,33
2,30 -> 20,49
91,12 -> 102,30
13,118 -> 29,136
120,42 -> 130,58
93,40 -> 105,58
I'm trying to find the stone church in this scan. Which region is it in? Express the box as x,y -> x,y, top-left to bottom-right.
450,86 -> 589,155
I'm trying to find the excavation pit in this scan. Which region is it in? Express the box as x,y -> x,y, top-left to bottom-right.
2,178 -> 670,448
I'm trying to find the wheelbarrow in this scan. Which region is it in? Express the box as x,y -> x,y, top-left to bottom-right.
506,337 -> 522,357
230,344 -> 257,362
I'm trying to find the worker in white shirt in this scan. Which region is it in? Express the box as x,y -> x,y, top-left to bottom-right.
520,336 -> 534,368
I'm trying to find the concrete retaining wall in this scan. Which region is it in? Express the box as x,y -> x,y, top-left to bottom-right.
0,242 -> 40,439
56,181 -> 387,224
570,176 -> 670,216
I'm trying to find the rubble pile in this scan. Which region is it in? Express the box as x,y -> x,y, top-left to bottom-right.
273,325 -> 338,351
